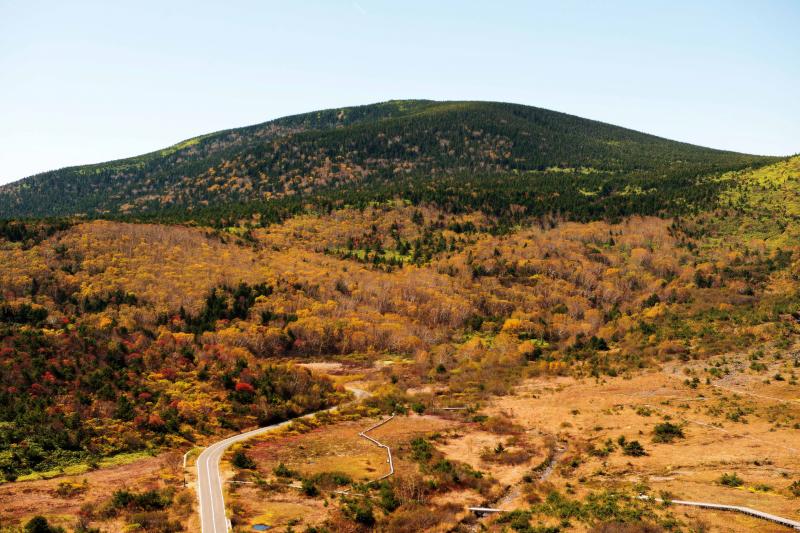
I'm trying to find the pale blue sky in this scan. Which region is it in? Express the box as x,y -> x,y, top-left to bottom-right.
1,0 -> 798,185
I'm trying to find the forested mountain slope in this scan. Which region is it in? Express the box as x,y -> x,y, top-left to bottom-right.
1,157 -> 799,485
0,100 -> 779,222
0,98 -> 798,530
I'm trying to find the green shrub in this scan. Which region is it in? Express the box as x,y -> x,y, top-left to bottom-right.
533,489 -> 656,526
301,478 -> 319,497
55,479 -> 88,497
496,509 -> 533,530
231,450 -> 256,469
378,482 -> 400,512
652,422 -> 684,443
111,489 -> 171,511
622,441 -> 647,457
312,471 -> 351,487
410,437 -> 434,462
274,462 -> 295,478
354,505 -> 375,526
719,473 -> 744,487
342,498 -> 375,526
24,516 -> 65,533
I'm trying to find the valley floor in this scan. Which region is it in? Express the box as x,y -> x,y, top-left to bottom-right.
211,349 -> 800,532
1,347 -> 798,532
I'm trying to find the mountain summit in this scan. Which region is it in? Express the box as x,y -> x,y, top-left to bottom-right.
0,100 -> 777,221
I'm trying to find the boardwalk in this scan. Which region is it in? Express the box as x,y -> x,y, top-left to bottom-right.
469,498 -> 800,530
638,495 -> 800,531
358,414 -> 396,482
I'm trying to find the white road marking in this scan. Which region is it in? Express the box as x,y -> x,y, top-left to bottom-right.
195,388 -> 370,532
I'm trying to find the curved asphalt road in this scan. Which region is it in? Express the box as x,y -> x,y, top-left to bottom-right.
196,388 -> 369,532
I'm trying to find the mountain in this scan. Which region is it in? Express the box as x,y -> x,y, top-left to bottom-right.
1,99 -> 799,532
0,100 -> 780,222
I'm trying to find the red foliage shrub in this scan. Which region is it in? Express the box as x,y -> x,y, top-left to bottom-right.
147,413 -> 165,428
235,382 -> 255,394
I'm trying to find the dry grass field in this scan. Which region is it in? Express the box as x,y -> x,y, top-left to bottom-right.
0,451 -> 194,532
1,347 -> 797,532
476,353 -> 800,531
224,414 -> 457,531
214,347 -> 800,532
0,352 -> 796,532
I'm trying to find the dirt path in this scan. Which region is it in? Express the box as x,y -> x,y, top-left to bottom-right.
458,434 -> 567,532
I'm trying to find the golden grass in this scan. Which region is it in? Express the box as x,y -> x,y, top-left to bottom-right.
481,362 -> 800,529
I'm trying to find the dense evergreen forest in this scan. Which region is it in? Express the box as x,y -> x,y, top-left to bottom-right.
0,100 -> 779,225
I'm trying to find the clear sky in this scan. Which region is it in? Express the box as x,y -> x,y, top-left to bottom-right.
1,0 -> 798,186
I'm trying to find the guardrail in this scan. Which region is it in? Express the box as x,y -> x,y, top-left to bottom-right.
183,447 -> 201,487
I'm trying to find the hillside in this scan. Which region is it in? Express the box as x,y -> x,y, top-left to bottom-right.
1,101 -> 798,532
0,100 -> 779,222
1,158 -> 799,532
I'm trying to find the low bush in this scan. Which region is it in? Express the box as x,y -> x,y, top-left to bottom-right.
341,497 -> 375,526
533,489 -> 657,526
480,445 -> 533,465
496,509 -> 533,530
55,479 -> 89,497
623,441 -> 647,457
652,422 -> 684,443
301,478 -> 319,497
273,462 -> 295,478
410,437 -> 434,462
127,511 -> 182,532
407,436 -> 490,494
378,482 -> 401,512
24,516 -> 65,533
110,489 -> 172,512
231,450 -> 256,469
719,473 -> 744,487
311,471 -> 352,489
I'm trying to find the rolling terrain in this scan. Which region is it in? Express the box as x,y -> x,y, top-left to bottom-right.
0,102 -> 798,532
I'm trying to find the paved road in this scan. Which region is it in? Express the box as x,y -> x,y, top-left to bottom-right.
195,388 -> 369,533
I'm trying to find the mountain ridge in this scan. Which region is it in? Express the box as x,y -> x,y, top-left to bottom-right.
0,100 -> 782,221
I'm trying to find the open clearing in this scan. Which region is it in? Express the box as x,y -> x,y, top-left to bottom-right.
2,351 -> 797,532
0,450 -> 194,531
225,414 -> 457,530
480,361 -> 800,531
213,350 -> 800,532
